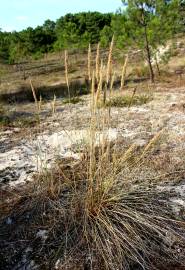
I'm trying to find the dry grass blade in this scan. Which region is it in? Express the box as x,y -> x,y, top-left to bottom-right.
95,60 -> 104,107
38,95 -> 42,113
96,43 -> 100,82
52,94 -> 56,115
65,50 -> 70,102
103,36 -> 114,104
88,43 -> 92,82
110,70 -> 115,96
128,87 -> 137,108
120,54 -> 129,90
30,79 -> 39,112
140,129 -> 164,160
106,35 -> 114,85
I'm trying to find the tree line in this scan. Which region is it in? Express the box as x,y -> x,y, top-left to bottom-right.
0,12 -> 112,63
0,1 -> 184,75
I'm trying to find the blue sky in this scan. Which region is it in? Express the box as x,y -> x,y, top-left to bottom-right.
0,0 -> 121,32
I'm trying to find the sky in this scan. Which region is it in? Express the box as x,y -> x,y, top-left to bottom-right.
0,0 -> 121,32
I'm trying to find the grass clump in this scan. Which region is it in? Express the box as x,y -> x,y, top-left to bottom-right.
12,117 -> 37,128
63,96 -> 83,104
0,115 -> 10,127
0,105 -> 37,128
0,106 -> 10,127
99,94 -> 151,108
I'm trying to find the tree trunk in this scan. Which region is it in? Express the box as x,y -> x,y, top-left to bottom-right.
144,25 -> 155,83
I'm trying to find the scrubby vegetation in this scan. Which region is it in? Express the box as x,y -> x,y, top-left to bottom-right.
63,96 -> 83,104
0,0 -> 184,72
101,94 -> 151,108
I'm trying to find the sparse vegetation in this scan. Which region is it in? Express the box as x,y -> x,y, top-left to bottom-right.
63,96 -> 83,104
0,112 -> 37,129
1,2 -> 185,270
0,106 -> 10,127
98,94 -> 151,108
1,116 -> 185,269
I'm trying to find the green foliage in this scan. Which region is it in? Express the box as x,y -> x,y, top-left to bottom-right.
0,31 -> 11,62
0,12 -> 112,62
113,0 -> 180,50
63,96 -> 83,104
0,105 -> 37,128
112,0 -> 180,82
100,26 -> 113,47
98,94 -> 151,108
54,12 -> 112,49
0,5 -> 183,65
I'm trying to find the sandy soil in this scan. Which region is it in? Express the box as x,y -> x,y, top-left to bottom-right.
0,85 -> 185,188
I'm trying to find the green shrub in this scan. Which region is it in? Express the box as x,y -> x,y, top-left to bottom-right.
63,96 -> 83,104
99,94 -> 152,108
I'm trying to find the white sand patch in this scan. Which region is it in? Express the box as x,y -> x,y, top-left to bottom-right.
0,128 -> 118,187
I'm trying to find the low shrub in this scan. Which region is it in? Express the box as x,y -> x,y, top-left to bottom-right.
98,94 -> 152,108
63,96 -> 83,104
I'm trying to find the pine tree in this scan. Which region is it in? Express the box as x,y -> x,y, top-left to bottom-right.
118,0 -> 180,82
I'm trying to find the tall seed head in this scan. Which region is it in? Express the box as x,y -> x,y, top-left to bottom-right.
120,54 -> 129,90
64,50 -> 70,101
106,35 -> 114,85
96,43 -> 100,82
88,43 -> 92,82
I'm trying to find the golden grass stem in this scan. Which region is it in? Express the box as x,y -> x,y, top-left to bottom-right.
91,71 -> 96,114
52,94 -> 56,115
38,95 -> 42,113
64,50 -> 70,102
110,71 -> 115,97
140,129 -> 164,160
95,60 -> 103,107
120,54 -> 128,90
30,79 -> 39,112
128,87 -> 137,108
106,36 -> 114,85
89,71 -> 96,206
96,43 -> 100,82
103,36 -> 114,105
88,43 -> 92,82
